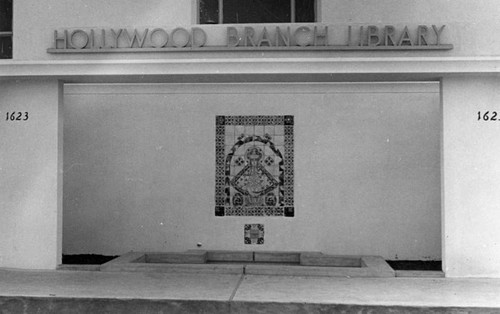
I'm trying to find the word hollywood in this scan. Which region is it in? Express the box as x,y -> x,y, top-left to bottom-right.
49,24 -> 452,53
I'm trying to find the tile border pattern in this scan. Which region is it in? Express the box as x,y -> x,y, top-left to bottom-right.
215,115 -> 294,217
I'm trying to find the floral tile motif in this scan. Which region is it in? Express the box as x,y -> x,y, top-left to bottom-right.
215,116 -> 294,217
244,224 -> 264,245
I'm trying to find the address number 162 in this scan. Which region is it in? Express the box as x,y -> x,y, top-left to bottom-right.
477,111 -> 498,121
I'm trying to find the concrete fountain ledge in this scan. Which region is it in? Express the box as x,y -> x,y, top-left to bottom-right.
100,251 -> 395,277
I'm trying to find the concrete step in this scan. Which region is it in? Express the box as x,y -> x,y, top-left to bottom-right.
1,269 -> 499,313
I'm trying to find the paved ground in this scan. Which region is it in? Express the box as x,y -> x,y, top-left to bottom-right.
1,268 -> 500,313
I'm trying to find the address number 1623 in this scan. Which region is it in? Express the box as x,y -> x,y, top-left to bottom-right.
5,111 -> 29,121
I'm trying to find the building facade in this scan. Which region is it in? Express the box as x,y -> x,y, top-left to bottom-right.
1,0 -> 499,278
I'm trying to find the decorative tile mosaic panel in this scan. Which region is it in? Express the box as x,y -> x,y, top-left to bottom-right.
244,224 -> 264,245
215,115 -> 294,217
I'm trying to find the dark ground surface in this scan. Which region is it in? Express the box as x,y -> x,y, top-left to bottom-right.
62,255 -> 442,271
386,260 -> 442,271
62,255 -> 118,265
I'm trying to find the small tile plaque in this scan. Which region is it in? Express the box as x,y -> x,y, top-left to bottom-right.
244,224 -> 264,245
215,115 -> 294,217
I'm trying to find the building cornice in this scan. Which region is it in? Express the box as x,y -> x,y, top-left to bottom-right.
1,57 -> 500,82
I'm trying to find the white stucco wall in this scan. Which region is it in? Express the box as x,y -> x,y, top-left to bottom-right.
321,0 -> 500,56
11,0 -> 500,60
13,0 -> 193,60
0,0 -> 499,278
442,76 -> 500,278
63,82 -> 441,260
0,80 -> 63,269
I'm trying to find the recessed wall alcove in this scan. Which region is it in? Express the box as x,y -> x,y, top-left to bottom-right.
62,82 -> 441,261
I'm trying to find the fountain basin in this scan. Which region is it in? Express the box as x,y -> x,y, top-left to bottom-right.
101,251 -> 395,277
